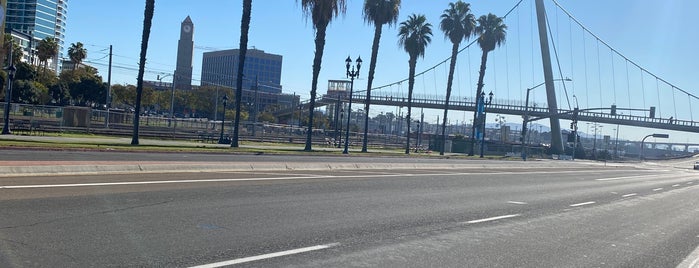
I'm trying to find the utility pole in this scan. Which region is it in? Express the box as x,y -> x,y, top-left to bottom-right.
105,45 -> 112,128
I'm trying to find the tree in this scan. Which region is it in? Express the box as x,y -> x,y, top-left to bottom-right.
468,13 -> 506,156
398,14 -> 432,154
232,0 -> 252,147
68,42 -> 87,70
2,34 -> 23,67
131,0 -> 155,145
439,1 -> 475,155
361,0 -> 401,152
299,0 -> 348,151
37,37 -> 58,72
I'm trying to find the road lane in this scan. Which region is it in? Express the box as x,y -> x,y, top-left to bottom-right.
1,163 -> 697,267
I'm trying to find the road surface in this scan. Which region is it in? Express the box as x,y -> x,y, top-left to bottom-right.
1,154 -> 698,267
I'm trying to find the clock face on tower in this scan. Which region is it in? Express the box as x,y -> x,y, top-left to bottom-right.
183,25 -> 192,33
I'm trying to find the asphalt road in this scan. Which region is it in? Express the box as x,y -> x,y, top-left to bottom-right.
1,156 -> 698,267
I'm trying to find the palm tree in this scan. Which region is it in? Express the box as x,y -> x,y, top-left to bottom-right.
131,0 -> 155,145
68,42 -> 87,70
398,14 -> 432,154
232,0 -> 252,148
36,37 -> 58,72
438,1 -> 475,155
361,0 -> 401,153
468,13 -> 506,156
299,0 -> 348,152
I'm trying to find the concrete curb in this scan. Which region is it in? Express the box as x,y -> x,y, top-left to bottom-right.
0,161 -> 549,177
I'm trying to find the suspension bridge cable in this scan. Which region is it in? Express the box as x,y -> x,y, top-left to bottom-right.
672,86 -> 677,119
550,0 -> 699,101
689,94 -> 694,121
582,27 -> 589,108
625,60 -> 631,108
641,70 -> 646,113
596,40 -> 603,108
545,10 -> 572,110
568,15 -> 575,98
610,48 -> 617,105
370,0 -> 525,93
517,5 -> 523,103
655,78 -> 662,118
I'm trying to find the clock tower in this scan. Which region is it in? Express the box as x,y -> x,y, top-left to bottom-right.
174,16 -> 194,91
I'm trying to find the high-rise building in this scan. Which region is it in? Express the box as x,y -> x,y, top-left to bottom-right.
200,48 -> 282,93
4,0 -> 68,71
174,16 -> 194,91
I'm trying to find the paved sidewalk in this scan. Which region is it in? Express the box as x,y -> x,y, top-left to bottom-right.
0,135 -> 447,177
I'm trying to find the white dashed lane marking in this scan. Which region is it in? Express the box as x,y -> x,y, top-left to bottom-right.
622,193 -> 637,198
653,188 -> 663,191
569,201 -> 596,207
507,201 -> 528,205
464,214 -> 521,224
189,243 -> 340,268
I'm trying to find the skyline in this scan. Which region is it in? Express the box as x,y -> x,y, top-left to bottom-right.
63,0 -> 698,143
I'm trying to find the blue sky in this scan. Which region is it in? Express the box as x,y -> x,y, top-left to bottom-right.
65,0 -> 699,143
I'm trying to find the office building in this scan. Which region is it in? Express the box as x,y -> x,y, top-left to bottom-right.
4,0 -> 68,71
200,48 -> 282,94
174,16 -> 194,91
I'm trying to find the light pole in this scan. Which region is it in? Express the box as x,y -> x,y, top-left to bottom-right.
338,109 -> 344,148
640,133 -> 669,161
218,95 -> 228,144
520,78 -> 571,160
480,91 -> 494,158
343,56 -> 361,154
2,44 -> 17,135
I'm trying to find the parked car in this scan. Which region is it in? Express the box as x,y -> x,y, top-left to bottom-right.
694,161 -> 699,170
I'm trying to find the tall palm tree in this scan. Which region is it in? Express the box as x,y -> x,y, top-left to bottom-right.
68,42 -> 87,70
438,1 -> 475,155
299,0 -> 347,152
232,0 -> 252,148
468,13 -> 506,156
398,14 -> 432,154
131,0 -> 155,145
361,0 -> 401,153
36,37 -> 58,72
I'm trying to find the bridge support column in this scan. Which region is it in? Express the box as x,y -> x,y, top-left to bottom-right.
685,145 -> 689,152
535,0 -> 564,154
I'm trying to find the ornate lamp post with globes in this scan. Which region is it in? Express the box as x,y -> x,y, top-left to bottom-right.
343,56 -> 361,154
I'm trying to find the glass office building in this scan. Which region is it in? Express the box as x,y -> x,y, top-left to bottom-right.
5,0 -> 68,71
201,48 -> 282,93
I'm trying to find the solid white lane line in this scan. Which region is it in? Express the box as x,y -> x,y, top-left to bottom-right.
189,243 -> 339,268
653,188 -> 664,191
569,201 -> 596,207
464,214 -> 521,224
507,201 -> 528,205
622,193 -> 637,198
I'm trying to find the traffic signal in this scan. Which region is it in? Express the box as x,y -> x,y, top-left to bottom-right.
611,105 -> 617,115
649,106 -> 656,118
570,122 -> 575,129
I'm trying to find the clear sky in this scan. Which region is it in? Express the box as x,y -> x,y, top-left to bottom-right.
64,0 -> 699,143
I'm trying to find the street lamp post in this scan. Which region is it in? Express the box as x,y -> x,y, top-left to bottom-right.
480,91 -> 494,158
338,109 -> 344,148
520,78 -> 571,160
2,44 -> 17,135
640,133 -> 669,161
218,95 -> 228,144
343,56 -> 362,154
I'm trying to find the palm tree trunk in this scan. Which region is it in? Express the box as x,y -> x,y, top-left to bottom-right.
440,43 -> 460,156
469,49 -> 489,156
405,56 -> 417,154
232,0 -> 252,148
363,23 -> 383,153
131,0 -> 155,145
305,20 -> 329,151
